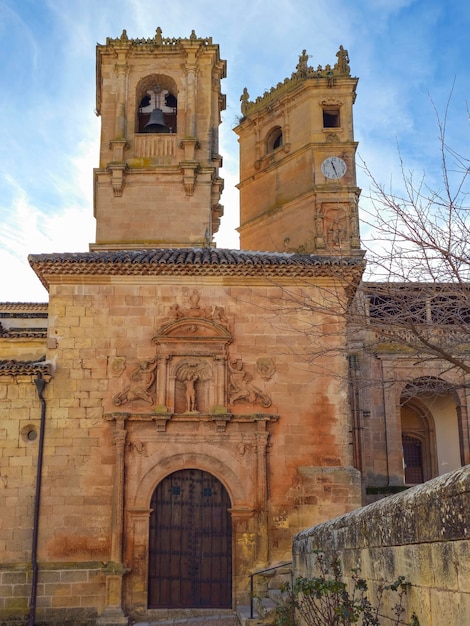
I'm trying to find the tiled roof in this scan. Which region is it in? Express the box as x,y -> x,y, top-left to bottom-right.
0,328 -> 47,339
29,248 -> 365,289
0,356 -> 51,377
0,302 -> 48,311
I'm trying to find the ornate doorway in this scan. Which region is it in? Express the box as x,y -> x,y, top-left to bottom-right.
148,469 -> 232,608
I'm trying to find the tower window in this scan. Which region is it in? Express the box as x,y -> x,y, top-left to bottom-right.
323,108 -> 340,128
266,126 -> 283,153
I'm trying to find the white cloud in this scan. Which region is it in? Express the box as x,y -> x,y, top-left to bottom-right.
0,0 -> 469,300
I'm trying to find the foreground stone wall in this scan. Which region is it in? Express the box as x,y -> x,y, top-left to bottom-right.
293,465 -> 470,625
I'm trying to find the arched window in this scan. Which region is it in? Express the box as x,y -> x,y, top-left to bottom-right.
136,75 -> 178,133
399,375 -> 463,485
266,126 -> 283,153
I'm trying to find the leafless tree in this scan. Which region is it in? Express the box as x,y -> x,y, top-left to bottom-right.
259,96 -> 470,398
355,94 -> 470,385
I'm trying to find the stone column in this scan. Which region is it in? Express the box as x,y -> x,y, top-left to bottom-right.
255,425 -> 270,565
97,415 -> 129,625
114,54 -> 128,139
126,508 -> 153,616
185,55 -> 197,137
230,507 -> 256,604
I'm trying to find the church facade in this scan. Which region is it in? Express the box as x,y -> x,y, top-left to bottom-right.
0,28 -> 468,625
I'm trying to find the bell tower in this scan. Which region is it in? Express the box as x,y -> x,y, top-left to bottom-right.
92,28 -> 226,250
234,46 -> 361,255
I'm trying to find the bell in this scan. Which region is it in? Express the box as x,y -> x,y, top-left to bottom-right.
144,108 -> 170,133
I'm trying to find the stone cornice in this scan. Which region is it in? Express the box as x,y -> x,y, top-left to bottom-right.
28,248 -> 365,291
237,46 -> 357,120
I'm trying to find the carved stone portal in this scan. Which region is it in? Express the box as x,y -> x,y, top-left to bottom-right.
110,292 -> 274,413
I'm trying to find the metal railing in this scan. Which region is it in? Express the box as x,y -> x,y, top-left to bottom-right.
249,561 -> 293,619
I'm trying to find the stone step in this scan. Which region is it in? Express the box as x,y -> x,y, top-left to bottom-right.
133,613 -> 240,625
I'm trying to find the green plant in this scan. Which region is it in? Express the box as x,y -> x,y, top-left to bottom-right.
276,552 -> 419,626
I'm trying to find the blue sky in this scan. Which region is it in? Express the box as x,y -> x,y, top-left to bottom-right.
0,0 -> 469,301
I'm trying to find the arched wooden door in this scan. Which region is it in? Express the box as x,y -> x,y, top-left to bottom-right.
148,469 -> 232,608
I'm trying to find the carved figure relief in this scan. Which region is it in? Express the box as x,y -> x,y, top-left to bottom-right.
128,441 -> 147,456
113,358 -> 157,406
324,206 -> 348,248
282,233 -> 315,254
228,358 -> 272,408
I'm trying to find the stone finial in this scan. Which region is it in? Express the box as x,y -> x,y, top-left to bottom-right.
155,27 -> 163,45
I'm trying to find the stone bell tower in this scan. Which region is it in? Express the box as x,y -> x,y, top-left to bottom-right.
234,46 -> 361,255
92,28 -> 226,250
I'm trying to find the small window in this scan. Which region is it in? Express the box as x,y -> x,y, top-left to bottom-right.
323,108 -> 340,128
266,126 -> 283,153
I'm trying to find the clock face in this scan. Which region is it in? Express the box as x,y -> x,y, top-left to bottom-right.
321,156 -> 347,179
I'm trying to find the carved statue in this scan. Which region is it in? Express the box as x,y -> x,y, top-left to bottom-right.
240,87 -> 250,116
335,45 -> 350,75
296,49 -> 309,78
211,305 -> 229,325
185,372 -> 199,412
176,360 -> 211,413
167,303 -> 182,322
228,358 -> 271,408
113,358 -> 157,406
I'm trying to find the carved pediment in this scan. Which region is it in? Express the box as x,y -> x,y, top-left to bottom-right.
153,317 -> 232,343
154,290 -> 232,345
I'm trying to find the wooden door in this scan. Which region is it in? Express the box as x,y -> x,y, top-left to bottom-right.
403,435 -> 424,484
148,469 -> 232,608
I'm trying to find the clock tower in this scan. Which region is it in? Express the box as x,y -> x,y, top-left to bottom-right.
234,46 -> 361,255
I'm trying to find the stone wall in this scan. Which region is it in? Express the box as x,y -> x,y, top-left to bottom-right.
293,465 -> 470,625
0,563 -> 104,625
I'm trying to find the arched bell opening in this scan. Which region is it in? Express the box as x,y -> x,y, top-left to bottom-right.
266,126 -> 283,153
148,468 -> 232,609
136,74 -> 178,134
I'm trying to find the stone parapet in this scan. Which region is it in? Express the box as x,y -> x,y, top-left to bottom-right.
293,465 -> 470,624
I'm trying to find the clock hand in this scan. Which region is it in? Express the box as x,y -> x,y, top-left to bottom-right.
332,162 -> 338,176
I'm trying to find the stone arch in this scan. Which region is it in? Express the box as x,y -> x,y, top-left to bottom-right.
136,73 -> 179,133
132,450 -> 252,510
400,398 -> 437,483
400,376 -> 463,482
